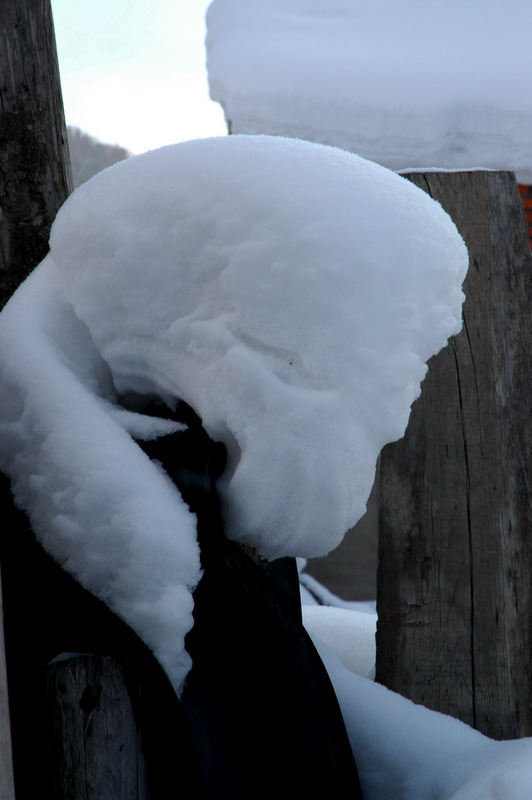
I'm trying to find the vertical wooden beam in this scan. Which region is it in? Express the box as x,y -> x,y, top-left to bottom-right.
0,0 -> 72,308
47,655 -> 149,800
376,171 -> 532,739
0,2 -> 71,794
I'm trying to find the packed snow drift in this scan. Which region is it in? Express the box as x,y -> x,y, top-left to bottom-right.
206,0 -> 532,182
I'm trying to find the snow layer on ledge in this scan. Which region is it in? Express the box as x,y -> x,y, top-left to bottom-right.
206,0 -> 532,183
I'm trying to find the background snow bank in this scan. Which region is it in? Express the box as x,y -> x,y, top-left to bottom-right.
206,0 -> 532,182
0,134 -> 465,691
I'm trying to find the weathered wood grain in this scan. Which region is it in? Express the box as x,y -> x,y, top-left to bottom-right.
0,0 -> 72,308
47,655 -> 149,800
376,171 -> 532,739
0,2 -> 71,794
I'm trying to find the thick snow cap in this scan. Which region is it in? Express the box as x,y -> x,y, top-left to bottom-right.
206,0 -> 532,183
46,135 -> 467,559
0,135 -> 466,691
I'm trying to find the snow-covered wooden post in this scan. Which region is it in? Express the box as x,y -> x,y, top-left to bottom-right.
0,1 -> 69,794
0,5 -> 173,797
0,2 -> 72,795
376,170 -> 532,739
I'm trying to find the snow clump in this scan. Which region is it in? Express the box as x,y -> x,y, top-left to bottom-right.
0,134 -> 467,690
46,134 -> 467,558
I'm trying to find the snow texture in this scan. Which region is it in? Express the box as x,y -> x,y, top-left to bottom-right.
0,259 -> 199,692
2,132 -> 525,800
206,0 -> 532,182
302,604 -> 376,678
317,640 -> 532,800
298,566 -> 532,800
299,561 -> 377,678
299,566 -> 377,614
48,134 -> 465,560
0,134 -> 465,690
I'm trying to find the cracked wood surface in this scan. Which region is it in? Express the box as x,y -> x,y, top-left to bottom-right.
0,3 -> 72,796
47,656 -> 149,800
0,0 -> 72,309
376,171 -> 532,739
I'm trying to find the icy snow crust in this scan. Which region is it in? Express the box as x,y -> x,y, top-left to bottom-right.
0,134 -> 466,691
206,0 -> 532,183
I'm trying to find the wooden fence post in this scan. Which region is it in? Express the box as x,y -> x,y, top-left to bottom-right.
0,2 -> 70,794
376,171 -> 532,739
46,655 -> 149,800
0,0 -> 72,307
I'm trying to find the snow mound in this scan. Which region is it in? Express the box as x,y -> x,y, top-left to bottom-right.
0,134 -> 466,689
206,0 -> 532,182
47,135 -> 466,558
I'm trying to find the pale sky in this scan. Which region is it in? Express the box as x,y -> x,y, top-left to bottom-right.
51,0 -> 227,154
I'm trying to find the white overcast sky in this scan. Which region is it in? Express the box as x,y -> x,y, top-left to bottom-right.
51,0 -> 227,154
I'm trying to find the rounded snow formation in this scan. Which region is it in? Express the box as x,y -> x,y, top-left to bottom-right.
49,135 -> 467,559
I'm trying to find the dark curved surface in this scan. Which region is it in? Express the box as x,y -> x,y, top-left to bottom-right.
1,400 -> 363,798
0,471 -> 199,798
143,402 -> 362,799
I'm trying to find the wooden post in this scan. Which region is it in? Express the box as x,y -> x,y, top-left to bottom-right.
0,0 -> 72,308
376,171 -> 532,739
47,655 -> 149,800
0,1 -> 70,794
